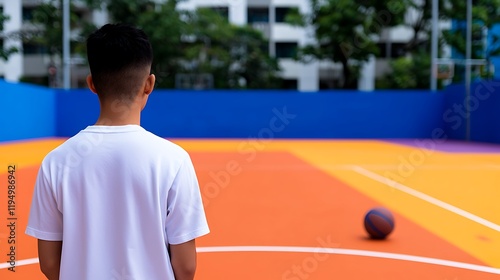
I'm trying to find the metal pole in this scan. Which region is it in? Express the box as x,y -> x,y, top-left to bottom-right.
430,0 -> 439,91
465,0 -> 472,141
63,0 -> 71,89
269,0 -> 275,57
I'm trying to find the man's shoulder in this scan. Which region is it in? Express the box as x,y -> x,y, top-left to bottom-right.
39,134 -> 82,165
41,129 -> 191,165
143,132 -> 190,158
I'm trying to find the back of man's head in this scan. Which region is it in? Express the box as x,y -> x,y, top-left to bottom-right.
87,24 -> 153,103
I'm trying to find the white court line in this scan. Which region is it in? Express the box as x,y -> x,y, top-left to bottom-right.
352,166 -> 500,233
347,164 -> 500,170
196,164 -> 500,171
2,247 -> 499,274
198,246 -> 500,274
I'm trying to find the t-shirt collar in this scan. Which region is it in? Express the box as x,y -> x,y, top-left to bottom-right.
82,125 -> 145,133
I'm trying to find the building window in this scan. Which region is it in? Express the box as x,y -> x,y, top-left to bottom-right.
22,7 -> 36,22
248,8 -> 269,24
377,43 -> 408,58
275,42 -> 298,58
23,43 -> 47,55
275,7 -> 293,23
211,7 -> 229,20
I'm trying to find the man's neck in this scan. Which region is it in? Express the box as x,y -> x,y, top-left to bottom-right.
96,100 -> 143,126
94,118 -> 140,126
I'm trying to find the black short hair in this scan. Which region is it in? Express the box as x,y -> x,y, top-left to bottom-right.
86,24 -> 153,102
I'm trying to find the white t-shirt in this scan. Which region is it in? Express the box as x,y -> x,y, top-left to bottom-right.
26,125 -> 209,280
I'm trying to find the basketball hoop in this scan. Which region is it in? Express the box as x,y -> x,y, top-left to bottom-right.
435,62 -> 454,79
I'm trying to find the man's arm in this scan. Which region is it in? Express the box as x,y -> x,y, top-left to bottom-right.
38,239 -> 62,280
170,239 -> 197,280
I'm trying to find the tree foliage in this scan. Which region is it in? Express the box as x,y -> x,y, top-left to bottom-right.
402,0 -> 446,53
378,50 -> 431,89
381,0 -> 500,88
289,0 -> 407,89
137,0 -> 186,88
0,13 -> 18,60
85,0 -> 157,24
84,0 -> 280,89
182,8 -> 279,89
24,0 -> 95,60
442,0 -> 500,61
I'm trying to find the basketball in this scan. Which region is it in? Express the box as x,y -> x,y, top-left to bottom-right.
364,207 -> 395,239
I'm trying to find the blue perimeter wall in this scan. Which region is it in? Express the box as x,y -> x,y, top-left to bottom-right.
0,80 -> 55,142
443,80 -> 500,143
2,80 -> 499,142
56,88 -> 444,139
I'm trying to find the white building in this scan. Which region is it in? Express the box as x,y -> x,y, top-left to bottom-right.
0,0 -> 105,88
178,0 -> 453,90
1,0 -> 450,91
177,0 -> 322,91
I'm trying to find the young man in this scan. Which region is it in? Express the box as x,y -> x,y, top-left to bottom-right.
25,24 -> 209,280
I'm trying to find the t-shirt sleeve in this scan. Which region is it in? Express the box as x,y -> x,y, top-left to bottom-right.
166,154 -> 209,245
25,164 -> 63,241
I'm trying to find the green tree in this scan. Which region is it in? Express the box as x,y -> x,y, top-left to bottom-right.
183,8 -> 279,89
442,0 -> 500,80
289,0 -> 407,89
231,27 -> 280,89
402,0 -> 446,53
24,1 -> 95,72
387,0 -> 443,89
85,0 -> 279,89
84,0 -> 183,88
378,50 -> 431,89
28,0 -> 88,57
138,0 -> 186,88
85,0 -> 156,24
378,0 -> 467,89
0,13 -> 19,60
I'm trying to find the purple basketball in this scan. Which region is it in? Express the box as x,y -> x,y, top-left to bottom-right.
364,207 -> 395,239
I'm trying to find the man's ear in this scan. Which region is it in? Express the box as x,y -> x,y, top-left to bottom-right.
86,75 -> 98,94
144,74 -> 156,95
